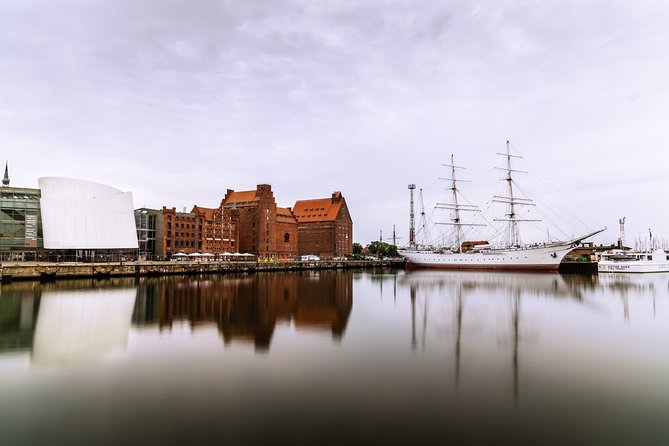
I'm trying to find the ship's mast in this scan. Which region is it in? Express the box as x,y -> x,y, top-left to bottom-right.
417,188 -> 431,247
493,141 -> 539,248
408,184 -> 416,248
436,154 -> 484,252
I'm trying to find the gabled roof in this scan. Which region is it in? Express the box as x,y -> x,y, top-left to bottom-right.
224,190 -> 258,204
293,193 -> 344,223
277,207 -> 295,218
192,206 -> 217,220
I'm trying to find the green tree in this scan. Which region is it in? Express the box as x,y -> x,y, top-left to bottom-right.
352,243 -> 363,254
367,241 -> 398,258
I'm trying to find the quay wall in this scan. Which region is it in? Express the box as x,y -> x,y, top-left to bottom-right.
558,261 -> 598,274
0,259 -> 403,283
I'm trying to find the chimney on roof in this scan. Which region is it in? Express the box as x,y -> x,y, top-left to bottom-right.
332,191 -> 342,203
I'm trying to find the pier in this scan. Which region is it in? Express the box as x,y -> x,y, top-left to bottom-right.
0,259 -> 403,283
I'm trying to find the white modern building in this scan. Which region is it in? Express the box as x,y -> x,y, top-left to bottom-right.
38,177 -> 139,250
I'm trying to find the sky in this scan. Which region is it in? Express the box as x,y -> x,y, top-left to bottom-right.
1,0 -> 668,247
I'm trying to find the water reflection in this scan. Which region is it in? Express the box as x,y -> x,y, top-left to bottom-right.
133,271 -> 352,351
402,271 -> 533,404
397,270 -> 669,410
0,271 -> 353,362
0,282 -> 40,353
33,288 -> 136,365
400,270 -> 579,297
2,271 -> 669,444
0,279 -> 137,365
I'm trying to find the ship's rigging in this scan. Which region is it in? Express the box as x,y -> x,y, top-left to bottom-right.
404,141 -> 603,252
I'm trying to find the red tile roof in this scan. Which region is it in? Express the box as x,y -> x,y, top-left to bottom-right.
224,190 -> 258,204
277,207 -> 295,218
192,206 -> 217,220
293,194 -> 343,222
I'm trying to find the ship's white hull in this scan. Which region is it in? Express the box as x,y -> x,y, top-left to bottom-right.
398,244 -> 576,271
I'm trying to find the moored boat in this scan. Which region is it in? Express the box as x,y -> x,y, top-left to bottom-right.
398,142 -> 604,271
598,249 -> 669,273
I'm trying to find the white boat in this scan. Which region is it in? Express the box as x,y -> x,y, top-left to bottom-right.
598,249 -> 669,273
398,142 -> 604,271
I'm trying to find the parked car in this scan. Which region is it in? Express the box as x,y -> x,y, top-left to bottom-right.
300,254 -> 320,261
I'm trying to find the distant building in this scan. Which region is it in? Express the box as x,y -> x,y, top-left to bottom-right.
157,207 -> 204,258
293,192 -> 353,259
39,177 -> 138,251
222,184 -> 298,260
135,208 -> 160,260
192,205 -> 239,255
38,177 -> 138,261
0,163 -> 43,261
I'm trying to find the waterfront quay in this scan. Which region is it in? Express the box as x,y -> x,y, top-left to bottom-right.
0,259 -> 401,282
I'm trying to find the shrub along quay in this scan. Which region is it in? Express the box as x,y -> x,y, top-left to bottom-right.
0,259 -> 404,283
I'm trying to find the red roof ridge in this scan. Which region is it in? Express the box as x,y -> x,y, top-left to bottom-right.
292,193 -> 345,222
224,190 -> 258,204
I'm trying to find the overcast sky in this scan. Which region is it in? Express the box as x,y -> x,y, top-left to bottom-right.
1,0 -> 668,246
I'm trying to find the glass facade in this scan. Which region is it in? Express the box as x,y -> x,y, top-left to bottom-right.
135,208 -> 157,260
0,187 -> 43,260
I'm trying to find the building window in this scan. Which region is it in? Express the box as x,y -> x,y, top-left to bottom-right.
284,233 -> 290,243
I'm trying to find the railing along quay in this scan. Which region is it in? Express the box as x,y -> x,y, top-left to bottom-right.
0,259 -> 405,283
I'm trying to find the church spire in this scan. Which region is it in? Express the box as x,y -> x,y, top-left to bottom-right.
2,161 -> 8,187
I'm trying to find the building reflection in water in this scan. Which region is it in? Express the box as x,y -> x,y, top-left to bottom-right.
0,279 -> 137,365
0,281 -> 41,354
33,287 -> 136,365
132,270 -> 353,352
0,271 -> 353,361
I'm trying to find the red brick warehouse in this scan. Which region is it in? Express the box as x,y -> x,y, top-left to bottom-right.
293,192 -> 353,259
221,184 -> 298,260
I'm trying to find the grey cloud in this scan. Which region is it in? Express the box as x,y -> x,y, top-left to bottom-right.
0,0 -> 668,243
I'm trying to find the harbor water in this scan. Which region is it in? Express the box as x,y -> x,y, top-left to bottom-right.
1,270 -> 669,445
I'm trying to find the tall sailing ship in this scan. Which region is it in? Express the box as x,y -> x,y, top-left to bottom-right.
398,142 -> 604,271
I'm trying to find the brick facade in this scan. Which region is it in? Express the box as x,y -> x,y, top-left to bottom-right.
159,207 -> 205,258
275,207 -> 298,260
222,184 -> 298,259
192,205 -> 239,254
293,192 -> 353,259
150,186 -> 350,260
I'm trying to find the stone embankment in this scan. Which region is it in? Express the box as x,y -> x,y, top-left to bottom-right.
0,259 -> 404,283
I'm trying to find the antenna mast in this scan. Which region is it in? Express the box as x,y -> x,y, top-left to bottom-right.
618,217 -> 626,248
493,141 -> 539,247
408,184 -> 416,247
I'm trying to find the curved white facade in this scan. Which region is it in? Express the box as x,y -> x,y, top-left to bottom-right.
38,177 -> 139,249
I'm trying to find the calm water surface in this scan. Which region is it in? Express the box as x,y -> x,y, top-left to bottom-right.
2,270 -> 669,445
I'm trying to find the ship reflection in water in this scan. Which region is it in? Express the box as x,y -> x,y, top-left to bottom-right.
1,270 -> 669,445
